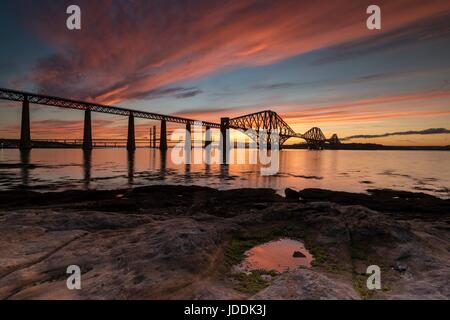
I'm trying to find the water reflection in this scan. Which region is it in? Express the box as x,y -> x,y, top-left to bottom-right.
220,164 -> 229,179
150,147 -> 156,169
160,150 -> 167,181
236,238 -> 313,273
204,151 -> 211,174
83,150 -> 92,189
20,149 -> 30,186
184,163 -> 192,182
0,149 -> 448,198
127,151 -> 135,186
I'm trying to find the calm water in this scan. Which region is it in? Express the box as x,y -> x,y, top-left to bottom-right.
236,238 -> 313,273
0,148 -> 449,198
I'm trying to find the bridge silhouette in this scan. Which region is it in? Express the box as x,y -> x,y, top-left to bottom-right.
0,88 -> 339,152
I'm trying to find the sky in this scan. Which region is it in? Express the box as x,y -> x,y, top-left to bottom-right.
0,0 -> 449,146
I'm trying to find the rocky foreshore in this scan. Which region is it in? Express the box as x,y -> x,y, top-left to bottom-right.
0,185 -> 449,300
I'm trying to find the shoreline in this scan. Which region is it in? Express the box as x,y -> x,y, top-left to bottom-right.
1,138 -> 450,151
0,185 -> 449,299
1,146 -> 450,151
1,185 -> 449,213
285,144 -> 450,151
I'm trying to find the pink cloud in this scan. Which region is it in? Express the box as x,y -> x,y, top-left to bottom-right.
17,0 -> 450,105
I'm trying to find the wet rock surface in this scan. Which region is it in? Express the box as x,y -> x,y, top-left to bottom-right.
0,185 -> 448,300
252,269 -> 359,300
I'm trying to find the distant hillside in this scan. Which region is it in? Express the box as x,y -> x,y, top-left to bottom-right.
284,143 -> 450,151
0,139 -> 79,149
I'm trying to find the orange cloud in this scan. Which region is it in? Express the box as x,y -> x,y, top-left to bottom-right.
19,0 -> 450,104
173,89 -> 450,127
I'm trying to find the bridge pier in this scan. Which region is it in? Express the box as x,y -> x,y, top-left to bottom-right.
127,113 -> 136,151
204,126 -> 212,148
19,95 -> 31,150
185,122 -> 192,150
160,120 -> 167,150
149,127 -> 153,148
220,117 -> 230,164
0,88 -> 336,153
83,109 -> 93,150
153,125 -> 157,148
184,122 -> 192,163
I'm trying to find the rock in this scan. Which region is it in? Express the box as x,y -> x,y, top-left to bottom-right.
0,208 -> 235,299
292,251 -> 306,258
394,263 -> 408,273
284,188 -> 300,200
252,203 -> 268,210
260,275 -> 273,282
297,188 -> 450,215
252,269 -> 359,300
0,185 -> 448,300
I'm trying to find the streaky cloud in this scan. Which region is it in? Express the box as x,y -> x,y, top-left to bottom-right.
252,82 -> 297,90
312,12 -> 450,65
133,87 -> 203,100
13,0 -> 450,104
342,128 -> 450,141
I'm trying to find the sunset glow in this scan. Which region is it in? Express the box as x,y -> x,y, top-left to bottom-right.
1,0 -> 449,145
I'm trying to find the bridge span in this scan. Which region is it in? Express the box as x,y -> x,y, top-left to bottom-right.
0,88 -> 339,152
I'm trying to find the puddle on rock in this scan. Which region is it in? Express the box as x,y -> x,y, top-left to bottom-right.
236,238 -> 313,273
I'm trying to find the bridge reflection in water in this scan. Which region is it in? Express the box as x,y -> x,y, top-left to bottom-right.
14,148 -> 264,190
0,88 -> 340,156
6,148 -> 448,198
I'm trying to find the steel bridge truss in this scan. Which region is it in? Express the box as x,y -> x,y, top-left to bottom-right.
0,88 -> 220,128
229,110 -> 339,148
229,110 -> 295,146
0,88 -> 340,150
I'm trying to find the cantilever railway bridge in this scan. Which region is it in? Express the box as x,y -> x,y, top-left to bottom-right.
0,87 -> 340,151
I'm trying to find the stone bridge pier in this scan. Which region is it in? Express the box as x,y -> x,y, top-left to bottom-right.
83,109 -> 93,150
127,113 -> 136,151
160,120 -> 167,150
19,96 -> 31,150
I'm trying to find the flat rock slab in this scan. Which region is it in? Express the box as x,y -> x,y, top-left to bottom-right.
253,269 -> 359,300
0,185 -> 448,299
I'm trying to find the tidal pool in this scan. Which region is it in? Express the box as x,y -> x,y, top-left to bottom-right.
237,238 -> 313,273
